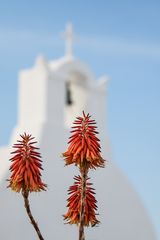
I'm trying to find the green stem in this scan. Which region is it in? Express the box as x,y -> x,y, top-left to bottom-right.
79,167 -> 88,240
22,190 -> 44,240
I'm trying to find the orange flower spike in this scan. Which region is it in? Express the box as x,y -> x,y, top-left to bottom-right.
63,111 -> 105,169
8,133 -> 47,193
63,175 -> 100,227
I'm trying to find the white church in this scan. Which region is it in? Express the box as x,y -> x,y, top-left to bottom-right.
0,24 -> 156,240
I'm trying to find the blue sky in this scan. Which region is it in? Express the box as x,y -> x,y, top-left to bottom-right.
0,0 -> 159,238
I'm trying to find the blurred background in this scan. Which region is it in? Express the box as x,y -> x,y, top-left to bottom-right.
0,0 -> 159,238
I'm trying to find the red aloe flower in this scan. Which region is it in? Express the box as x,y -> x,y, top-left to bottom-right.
63,111 -> 105,169
8,133 -> 47,192
64,175 -> 100,227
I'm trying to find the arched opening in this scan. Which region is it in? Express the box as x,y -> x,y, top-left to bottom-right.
64,71 -> 88,127
66,81 -> 73,106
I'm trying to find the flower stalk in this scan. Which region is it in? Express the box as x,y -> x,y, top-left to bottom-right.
22,189 -> 44,240
79,166 -> 88,240
63,111 -> 105,240
8,133 -> 46,240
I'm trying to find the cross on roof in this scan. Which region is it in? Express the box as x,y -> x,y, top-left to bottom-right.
63,22 -> 75,58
